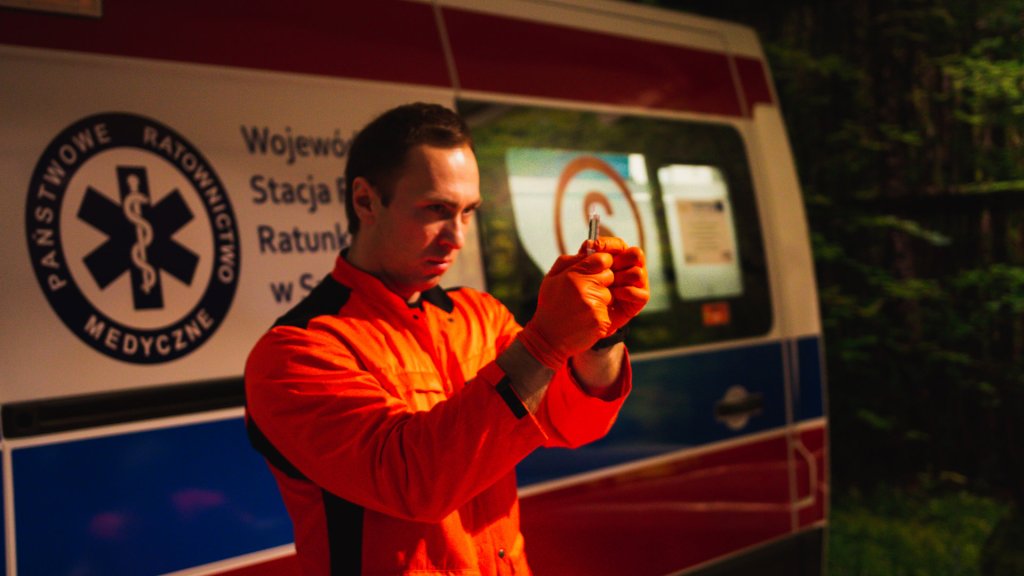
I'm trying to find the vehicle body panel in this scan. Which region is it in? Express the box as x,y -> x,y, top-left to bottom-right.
0,1 -> 827,574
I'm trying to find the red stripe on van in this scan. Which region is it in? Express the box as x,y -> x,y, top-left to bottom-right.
797,425 -> 828,528
736,56 -> 775,109
442,8 -> 745,117
0,1 -> 449,87
518,432 -> 801,575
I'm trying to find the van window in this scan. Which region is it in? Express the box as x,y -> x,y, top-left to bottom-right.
460,101 -> 771,350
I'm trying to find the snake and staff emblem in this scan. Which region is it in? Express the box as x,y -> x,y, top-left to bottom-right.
122,172 -> 159,298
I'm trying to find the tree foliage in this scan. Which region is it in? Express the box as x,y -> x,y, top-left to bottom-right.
633,0 -> 1024,508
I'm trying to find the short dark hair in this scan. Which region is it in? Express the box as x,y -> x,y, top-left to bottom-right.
344,102 -> 473,235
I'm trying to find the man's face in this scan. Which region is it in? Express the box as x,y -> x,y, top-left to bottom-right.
360,143 -> 481,301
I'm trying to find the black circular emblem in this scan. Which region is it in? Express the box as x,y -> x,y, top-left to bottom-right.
25,112 -> 240,364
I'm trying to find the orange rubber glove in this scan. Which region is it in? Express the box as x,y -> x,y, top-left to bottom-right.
590,237 -> 650,332
518,251 -> 615,369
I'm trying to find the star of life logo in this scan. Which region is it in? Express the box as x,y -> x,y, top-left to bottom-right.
25,113 -> 240,364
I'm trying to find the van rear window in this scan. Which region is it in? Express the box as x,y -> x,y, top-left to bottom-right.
460,101 -> 771,350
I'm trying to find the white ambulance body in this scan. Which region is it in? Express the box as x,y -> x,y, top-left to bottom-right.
0,1 -> 827,574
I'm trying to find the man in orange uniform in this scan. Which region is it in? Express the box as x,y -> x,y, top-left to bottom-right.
245,103 -> 649,575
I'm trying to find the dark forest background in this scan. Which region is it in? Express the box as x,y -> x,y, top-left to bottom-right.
633,0 -> 1024,573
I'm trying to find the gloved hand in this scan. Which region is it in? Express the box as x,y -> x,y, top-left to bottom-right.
518,251 -> 614,369
590,237 -> 650,332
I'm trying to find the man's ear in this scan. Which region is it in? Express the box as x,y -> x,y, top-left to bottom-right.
351,177 -> 377,226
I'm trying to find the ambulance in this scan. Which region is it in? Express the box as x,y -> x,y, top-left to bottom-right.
0,0 -> 828,574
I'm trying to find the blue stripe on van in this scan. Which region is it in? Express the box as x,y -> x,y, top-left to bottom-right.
517,340 -> 791,486
796,336 -> 826,421
12,418 -> 291,575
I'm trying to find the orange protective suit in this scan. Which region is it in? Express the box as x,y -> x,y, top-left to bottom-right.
245,254 -> 631,575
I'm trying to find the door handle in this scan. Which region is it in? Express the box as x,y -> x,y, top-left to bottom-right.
714,385 -> 764,430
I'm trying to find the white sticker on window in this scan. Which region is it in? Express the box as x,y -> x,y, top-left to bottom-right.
659,164 -> 742,300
